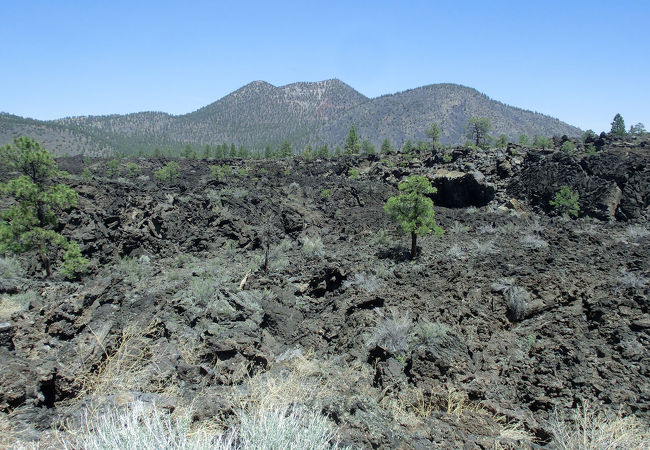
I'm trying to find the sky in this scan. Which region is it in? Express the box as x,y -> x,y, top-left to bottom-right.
1,0 -> 648,133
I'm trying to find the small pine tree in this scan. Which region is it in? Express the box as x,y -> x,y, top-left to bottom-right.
344,126 -> 361,155
582,130 -> 597,142
347,168 -> 360,180
629,123 -> 646,136
125,162 -> 140,177
610,114 -> 626,137
550,185 -> 579,218
426,123 -> 441,151
154,161 -> 180,183
519,134 -> 530,145
106,159 -> 119,177
317,144 -> 330,158
279,141 -> 293,158
238,145 -> 250,159
533,135 -> 553,149
214,144 -> 225,159
361,140 -> 375,155
381,139 -> 393,154
302,145 -> 313,161
384,175 -> 443,259
181,144 -> 197,159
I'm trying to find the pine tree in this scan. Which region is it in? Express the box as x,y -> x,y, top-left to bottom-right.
279,141 -> 293,158
384,175 -> 443,259
381,139 -> 393,154
181,144 -> 196,159
0,137 -> 88,278
610,114 -> 626,137
214,144 -> 225,159
361,140 -> 375,155
344,126 -> 361,155
317,144 -> 330,158
466,117 -> 491,148
238,145 -> 250,159
426,123 -> 441,151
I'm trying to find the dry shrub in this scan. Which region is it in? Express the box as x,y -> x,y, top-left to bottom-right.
228,350 -> 335,413
550,402 -> 650,449
70,319 -> 180,407
380,385 -> 535,447
0,291 -> 37,320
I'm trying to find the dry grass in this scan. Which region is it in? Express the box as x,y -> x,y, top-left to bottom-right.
67,319 -> 180,409
0,413 -> 19,449
550,402 -> 650,449
228,350 -> 336,414
54,351 -> 355,449
0,291 -> 37,320
380,385 -> 535,447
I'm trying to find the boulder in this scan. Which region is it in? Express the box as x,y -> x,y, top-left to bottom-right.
429,170 -> 495,207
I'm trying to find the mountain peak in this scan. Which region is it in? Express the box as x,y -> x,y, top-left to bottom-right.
1,79 -> 581,156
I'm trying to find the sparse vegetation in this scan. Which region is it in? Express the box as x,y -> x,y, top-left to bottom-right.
347,168 -> 360,180
2,123 -> 649,449
0,290 -> 37,320
520,234 -> 548,249
154,161 -> 180,183
299,235 -> 324,257
414,321 -> 450,346
550,402 -> 650,450
550,185 -> 580,218
370,310 -> 412,356
491,279 -> 531,321
0,256 -> 22,279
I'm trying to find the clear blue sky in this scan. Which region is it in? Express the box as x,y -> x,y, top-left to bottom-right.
1,0 -> 648,133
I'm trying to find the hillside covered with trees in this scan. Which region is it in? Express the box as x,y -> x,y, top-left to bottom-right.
1,80 -> 582,156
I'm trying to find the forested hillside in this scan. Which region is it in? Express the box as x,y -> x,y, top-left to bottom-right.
1,80 -> 582,156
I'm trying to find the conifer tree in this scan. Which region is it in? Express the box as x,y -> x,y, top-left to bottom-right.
426,123 -> 441,151
344,126 -> 361,155
466,117 -> 491,148
361,140 -> 375,155
384,175 -> 443,259
381,139 -> 393,154
0,137 -> 88,278
610,114 -> 626,137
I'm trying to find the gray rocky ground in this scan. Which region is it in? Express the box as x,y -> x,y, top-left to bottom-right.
1,138 -> 648,448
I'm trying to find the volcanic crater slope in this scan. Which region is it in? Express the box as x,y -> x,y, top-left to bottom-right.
0,139 -> 649,448
1,79 -> 581,156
